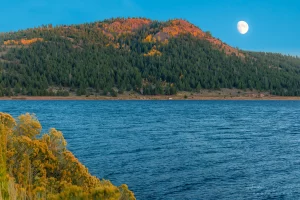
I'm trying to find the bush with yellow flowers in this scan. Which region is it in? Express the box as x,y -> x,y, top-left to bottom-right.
0,113 -> 135,200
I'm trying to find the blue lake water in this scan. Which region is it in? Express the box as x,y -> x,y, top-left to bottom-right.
1,100 -> 300,199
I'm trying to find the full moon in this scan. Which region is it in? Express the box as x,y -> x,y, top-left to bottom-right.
237,21 -> 249,34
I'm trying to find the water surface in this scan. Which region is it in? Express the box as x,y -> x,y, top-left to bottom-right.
1,100 -> 300,199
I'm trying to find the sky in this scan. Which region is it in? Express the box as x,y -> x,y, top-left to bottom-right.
1,0 -> 300,55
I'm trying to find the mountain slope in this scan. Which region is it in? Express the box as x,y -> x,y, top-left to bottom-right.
0,17 -> 300,96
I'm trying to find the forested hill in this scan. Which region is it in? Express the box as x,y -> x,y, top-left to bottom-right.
0,17 -> 300,97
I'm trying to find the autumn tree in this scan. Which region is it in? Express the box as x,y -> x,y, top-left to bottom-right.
0,112 -> 136,200
0,113 -> 16,200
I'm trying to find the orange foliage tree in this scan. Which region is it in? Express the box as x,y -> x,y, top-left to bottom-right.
4,38 -> 43,45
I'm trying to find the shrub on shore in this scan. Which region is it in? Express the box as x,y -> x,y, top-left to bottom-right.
0,113 -> 135,200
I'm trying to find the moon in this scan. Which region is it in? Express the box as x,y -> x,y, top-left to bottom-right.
237,21 -> 249,34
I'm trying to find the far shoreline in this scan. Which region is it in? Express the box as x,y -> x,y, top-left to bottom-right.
1,95 -> 300,101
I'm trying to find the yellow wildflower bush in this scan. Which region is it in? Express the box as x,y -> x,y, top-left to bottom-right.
0,113 -> 135,200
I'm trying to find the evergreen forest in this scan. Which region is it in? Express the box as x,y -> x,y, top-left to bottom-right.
0,18 -> 299,97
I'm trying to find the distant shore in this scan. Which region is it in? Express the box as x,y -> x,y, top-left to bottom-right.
0,89 -> 299,100
1,94 -> 300,100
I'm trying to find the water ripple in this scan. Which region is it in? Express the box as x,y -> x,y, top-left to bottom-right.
2,100 -> 300,199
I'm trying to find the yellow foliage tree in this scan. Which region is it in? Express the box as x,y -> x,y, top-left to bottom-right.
0,113 -> 136,200
16,113 -> 42,139
0,113 -> 16,200
144,46 -> 162,57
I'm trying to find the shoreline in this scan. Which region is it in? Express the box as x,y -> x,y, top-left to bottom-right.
1,95 -> 300,100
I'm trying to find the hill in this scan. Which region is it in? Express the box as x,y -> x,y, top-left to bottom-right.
0,112 -> 135,200
0,17 -> 300,97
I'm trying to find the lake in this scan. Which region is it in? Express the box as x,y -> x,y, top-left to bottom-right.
1,100 -> 300,199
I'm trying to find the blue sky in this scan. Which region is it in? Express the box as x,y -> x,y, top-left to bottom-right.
1,0 -> 299,55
